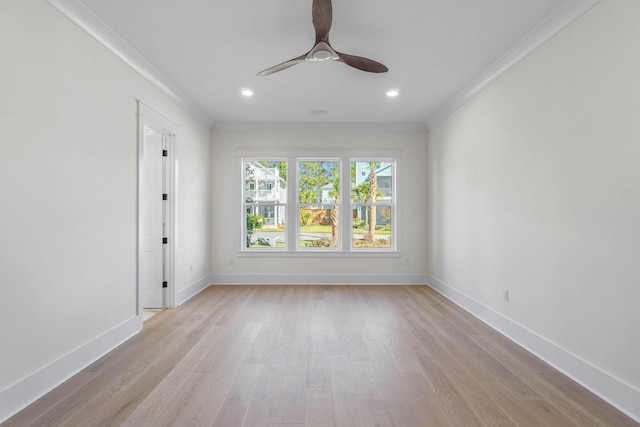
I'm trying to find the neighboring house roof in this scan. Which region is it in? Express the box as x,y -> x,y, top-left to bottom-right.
320,163 -> 393,203
359,162 -> 392,185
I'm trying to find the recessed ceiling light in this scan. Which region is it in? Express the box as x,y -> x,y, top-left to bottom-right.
386,89 -> 399,97
241,89 -> 254,97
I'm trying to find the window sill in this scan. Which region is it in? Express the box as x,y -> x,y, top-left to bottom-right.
237,250 -> 401,258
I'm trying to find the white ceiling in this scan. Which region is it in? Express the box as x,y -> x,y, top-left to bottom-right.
49,0 -> 597,129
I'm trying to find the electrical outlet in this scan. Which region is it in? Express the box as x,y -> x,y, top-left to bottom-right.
502,289 -> 509,302
404,258 -> 410,266
228,258 -> 234,266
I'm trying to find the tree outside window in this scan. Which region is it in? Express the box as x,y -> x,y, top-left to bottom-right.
243,160 -> 287,249
297,161 -> 340,249
241,154 -> 395,253
351,161 -> 393,248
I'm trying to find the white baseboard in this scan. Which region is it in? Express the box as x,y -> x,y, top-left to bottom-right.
176,274 -> 213,305
210,273 -> 428,285
0,316 -> 141,424
425,274 -> 640,423
7,275 -> 633,423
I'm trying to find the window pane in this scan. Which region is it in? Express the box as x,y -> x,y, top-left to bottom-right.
299,204 -> 339,248
245,160 -> 287,202
352,206 -> 392,248
246,205 -> 286,249
298,161 -> 340,249
351,161 -> 393,201
244,160 -> 287,250
241,154 -> 396,253
298,161 -> 340,204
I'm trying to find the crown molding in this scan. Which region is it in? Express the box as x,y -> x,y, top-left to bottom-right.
212,121 -> 427,132
424,0 -> 601,129
45,0 -> 216,129
45,0 -> 599,133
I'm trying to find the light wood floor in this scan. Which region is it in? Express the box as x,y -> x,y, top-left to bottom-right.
4,285 -> 637,427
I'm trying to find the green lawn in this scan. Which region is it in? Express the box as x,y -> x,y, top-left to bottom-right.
258,225 -> 390,235
249,243 -> 285,248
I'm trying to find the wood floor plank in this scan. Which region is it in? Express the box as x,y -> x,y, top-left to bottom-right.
3,370 -> 100,427
212,362 -> 264,427
469,334 -> 637,427
159,332 -> 255,423
120,324 -> 227,425
14,312 -> 190,426
373,360 -> 454,427
359,399 -> 395,427
307,355 -> 332,389
274,373 -> 307,424
55,332 -> 207,426
329,354 -> 364,427
492,387 -> 579,427
4,285 -> 637,427
304,387 -> 334,426
417,351 -> 484,426
351,360 -> 384,400
241,366 -> 286,427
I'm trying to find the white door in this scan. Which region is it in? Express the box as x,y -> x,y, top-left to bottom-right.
141,129 -> 164,308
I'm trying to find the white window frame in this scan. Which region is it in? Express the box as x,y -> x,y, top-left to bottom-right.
242,158 -> 288,250
238,148 -> 401,256
296,158 -> 342,252
349,158 -> 396,253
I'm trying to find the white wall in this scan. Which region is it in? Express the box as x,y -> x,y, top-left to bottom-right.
173,119 -> 212,301
210,127 -> 428,283
0,0 -> 210,420
426,0 -> 639,419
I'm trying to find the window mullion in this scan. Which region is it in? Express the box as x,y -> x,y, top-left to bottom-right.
287,158 -> 297,251
241,153 -> 397,253
340,159 -> 351,252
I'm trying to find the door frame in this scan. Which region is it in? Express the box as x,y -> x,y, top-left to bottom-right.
137,101 -> 178,315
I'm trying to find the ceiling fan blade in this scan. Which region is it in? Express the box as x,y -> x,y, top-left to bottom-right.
336,52 -> 388,73
257,55 -> 307,76
258,0 -> 388,76
312,0 -> 332,43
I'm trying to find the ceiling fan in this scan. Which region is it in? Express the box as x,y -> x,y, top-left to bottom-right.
257,0 -> 388,76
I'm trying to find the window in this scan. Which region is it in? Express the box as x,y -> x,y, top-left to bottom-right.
241,150 -> 398,254
243,160 -> 287,249
351,161 -> 393,249
298,160 -> 340,249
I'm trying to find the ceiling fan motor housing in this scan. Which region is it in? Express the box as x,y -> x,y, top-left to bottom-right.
257,0 -> 387,75
307,41 -> 339,61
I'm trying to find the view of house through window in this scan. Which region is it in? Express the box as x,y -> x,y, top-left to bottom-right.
244,161 -> 287,249
298,161 -> 340,248
351,161 -> 393,249
242,155 -> 396,252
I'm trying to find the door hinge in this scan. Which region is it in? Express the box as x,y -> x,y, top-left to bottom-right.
162,281 -> 168,288
162,237 -> 168,244
162,193 -> 168,200
162,149 -> 168,157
